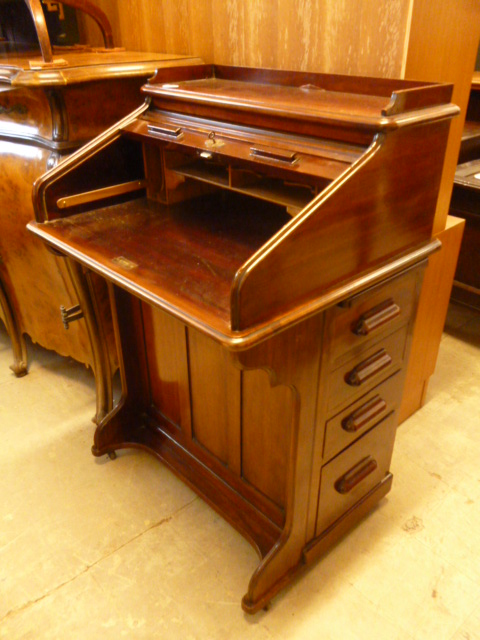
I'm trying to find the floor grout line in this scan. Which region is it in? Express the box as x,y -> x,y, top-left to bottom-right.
0,496 -> 198,624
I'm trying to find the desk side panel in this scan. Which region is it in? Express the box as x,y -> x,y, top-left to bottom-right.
232,119 -> 451,330
139,303 -> 292,519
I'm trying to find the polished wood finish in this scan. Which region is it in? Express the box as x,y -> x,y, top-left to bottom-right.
80,0 -> 480,422
79,0 -> 411,78
404,0 -> 480,235
29,66 -> 453,611
448,79 -> 480,310
398,0 -> 480,418
399,216 -> 466,422
0,3 -> 202,383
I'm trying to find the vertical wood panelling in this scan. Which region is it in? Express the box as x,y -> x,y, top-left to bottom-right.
241,369 -> 293,509
78,0 -> 410,76
398,0 -> 480,422
188,327 -> 241,472
186,0 -> 215,64
211,0 -> 245,66
404,0 -> 480,234
162,0 -> 189,54
142,304 -> 192,432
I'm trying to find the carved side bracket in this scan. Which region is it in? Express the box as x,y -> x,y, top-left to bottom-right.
232,314 -> 325,612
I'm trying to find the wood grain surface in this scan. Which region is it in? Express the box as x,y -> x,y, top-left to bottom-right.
80,0 -> 410,77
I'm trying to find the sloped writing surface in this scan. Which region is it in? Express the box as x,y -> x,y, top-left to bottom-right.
30,193 -> 290,336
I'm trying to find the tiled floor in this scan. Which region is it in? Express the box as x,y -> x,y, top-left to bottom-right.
0,303 -> 479,639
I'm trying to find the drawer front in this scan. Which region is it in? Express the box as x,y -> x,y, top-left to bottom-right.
327,326 -> 407,414
316,412 -> 397,535
329,269 -> 416,366
323,372 -> 401,463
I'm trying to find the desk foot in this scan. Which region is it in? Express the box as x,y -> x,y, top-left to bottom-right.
9,360 -> 28,377
0,277 -> 28,377
242,475 -> 393,614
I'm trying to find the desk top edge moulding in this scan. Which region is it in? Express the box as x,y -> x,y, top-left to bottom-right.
28,64 -> 457,612
0,0 -> 202,385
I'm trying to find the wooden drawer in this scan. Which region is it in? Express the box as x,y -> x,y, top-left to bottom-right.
323,372 -> 401,463
327,326 -> 407,414
329,269 -> 417,366
316,411 -> 397,535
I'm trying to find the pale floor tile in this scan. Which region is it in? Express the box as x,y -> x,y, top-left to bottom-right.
1,304 -> 480,639
452,606 -> 480,640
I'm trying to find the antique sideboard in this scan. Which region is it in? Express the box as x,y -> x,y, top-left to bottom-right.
0,0 -> 201,388
29,65 -> 457,611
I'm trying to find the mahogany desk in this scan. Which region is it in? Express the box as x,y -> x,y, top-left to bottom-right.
29,65 -> 457,612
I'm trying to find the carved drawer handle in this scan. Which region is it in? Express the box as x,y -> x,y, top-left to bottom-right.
352,299 -> 401,336
334,456 -> 378,494
346,349 -> 392,387
342,395 -> 387,432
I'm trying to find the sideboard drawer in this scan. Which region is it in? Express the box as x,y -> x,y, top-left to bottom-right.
316,411 -> 397,535
323,371 -> 401,463
329,269 -> 417,366
327,326 -> 408,414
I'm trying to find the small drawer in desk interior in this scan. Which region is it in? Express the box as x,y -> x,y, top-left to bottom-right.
323,371 -> 401,464
316,410 -> 397,536
328,269 -> 417,366
326,325 -> 408,414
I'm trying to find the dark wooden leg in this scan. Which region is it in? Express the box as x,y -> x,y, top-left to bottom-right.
64,257 -> 113,423
0,276 -> 28,377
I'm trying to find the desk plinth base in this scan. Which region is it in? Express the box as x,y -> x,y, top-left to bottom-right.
92,405 -> 281,560
92,400 -> 393,614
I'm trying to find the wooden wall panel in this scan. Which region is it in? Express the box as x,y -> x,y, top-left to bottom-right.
79,0 -> 410,77
399,0 -> 480,421
404,0 -> 480,235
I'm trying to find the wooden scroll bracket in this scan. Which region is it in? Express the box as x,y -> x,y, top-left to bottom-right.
24,0 -> 117,69
232,314 -> 324,614
63,257 -> 113,423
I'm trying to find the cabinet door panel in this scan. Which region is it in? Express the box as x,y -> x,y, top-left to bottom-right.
142,304 -> 191,433
189,328 -> 241,472
242,369 -> 293,509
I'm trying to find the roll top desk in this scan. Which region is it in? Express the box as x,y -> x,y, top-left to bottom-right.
29,65 -> 457,612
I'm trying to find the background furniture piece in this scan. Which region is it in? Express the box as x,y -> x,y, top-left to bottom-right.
0,0 -> 201,392
29,65 -> 456,611
78,0 -> 480,421
450,74 -> 480,310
